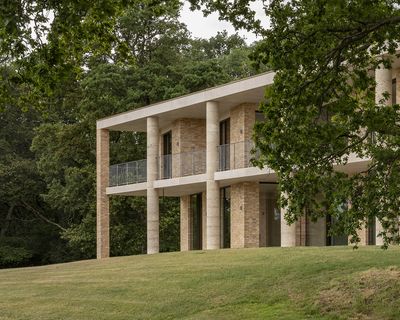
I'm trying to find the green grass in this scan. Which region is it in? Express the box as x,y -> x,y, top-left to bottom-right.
1,247 -> 400,320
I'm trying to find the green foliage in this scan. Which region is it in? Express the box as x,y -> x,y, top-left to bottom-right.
0,242 -> 32,268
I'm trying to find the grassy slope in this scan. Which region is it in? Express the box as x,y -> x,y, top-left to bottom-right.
0,247 -> 399,320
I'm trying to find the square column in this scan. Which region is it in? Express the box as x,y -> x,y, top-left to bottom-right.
147,117 -> 160,254
375,65 -> 392,246
206,101 -> 221,249
280,193 -> 296,247
96,128 -> 110,259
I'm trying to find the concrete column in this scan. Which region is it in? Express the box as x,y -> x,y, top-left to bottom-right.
96,128 -> 110,259
147,117 -> 159,254
206,101 -> 221,249
375,218 -> 384,246
280,195 -> 296,247
375,65 -> 392,106
375,65 -> 392,246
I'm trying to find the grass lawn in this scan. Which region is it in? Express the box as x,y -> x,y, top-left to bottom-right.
0,246 -> 400,320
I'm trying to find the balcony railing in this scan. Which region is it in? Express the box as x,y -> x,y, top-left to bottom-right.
109,159 -> 147,187
108,142 -> 258,186
159,149 -> 206,179
217,140 -> 259,171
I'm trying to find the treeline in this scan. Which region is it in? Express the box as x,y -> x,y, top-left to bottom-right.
0,3 -> 265,267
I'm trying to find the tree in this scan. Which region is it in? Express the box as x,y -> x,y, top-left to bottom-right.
190,0 -> 400,246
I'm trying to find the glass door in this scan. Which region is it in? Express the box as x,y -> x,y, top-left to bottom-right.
163,131 -> 172,179
219,119 -> 230,171
220,187 -> 231,248
190,193 -> 202,250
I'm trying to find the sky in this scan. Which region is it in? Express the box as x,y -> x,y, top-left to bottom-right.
179,1 -> 267,44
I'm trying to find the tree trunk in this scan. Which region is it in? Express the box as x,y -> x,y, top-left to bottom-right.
0,204 -> 15,239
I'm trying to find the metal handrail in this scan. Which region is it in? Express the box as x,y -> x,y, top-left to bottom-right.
159,149 -> 206,179
217,140 -> 259,171
109,159 -> 147,187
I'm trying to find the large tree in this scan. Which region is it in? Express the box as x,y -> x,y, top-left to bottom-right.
190,0 -> 400,246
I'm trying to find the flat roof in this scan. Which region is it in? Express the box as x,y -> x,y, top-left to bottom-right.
97,71 -> 275,132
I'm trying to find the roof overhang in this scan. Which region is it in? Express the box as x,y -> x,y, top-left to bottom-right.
97,71 -> 275,132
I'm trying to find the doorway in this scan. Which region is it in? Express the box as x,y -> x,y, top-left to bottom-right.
190,193 -> 202,250
162,131 -> 172,179
220,187 -> 231,248
219,118 -> 230,171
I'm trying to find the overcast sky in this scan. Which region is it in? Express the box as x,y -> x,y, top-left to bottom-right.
179,1 -> 267,44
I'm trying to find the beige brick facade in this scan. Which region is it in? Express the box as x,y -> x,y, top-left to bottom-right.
96,129 -> 110,259
231,182 -> 260,248
229,103 -> 257,169
160,118 -> 206,178
296,215 -> 307,246
180,195 -> 190,251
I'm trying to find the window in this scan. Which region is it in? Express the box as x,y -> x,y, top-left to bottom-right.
392,78 -> 397,105
219,119 -> 230,171
162,131 -> 172,179
190,193 -> 202,250
220,187 -> 231,248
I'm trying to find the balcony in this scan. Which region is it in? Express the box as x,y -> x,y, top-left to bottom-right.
218,140 -> 258,171
109,159 -> 147,187
159,149 -> 206,179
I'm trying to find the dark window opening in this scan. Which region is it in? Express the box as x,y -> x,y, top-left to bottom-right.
220,187 -> 231,248
190,193 -> 202,250
162,131 -> 172,179
219,119 -> 230,171
392,78 -> 397,105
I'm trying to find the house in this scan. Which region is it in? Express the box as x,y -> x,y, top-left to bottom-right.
96,65 -> 398,258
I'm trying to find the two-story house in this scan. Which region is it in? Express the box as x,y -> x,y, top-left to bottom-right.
96,62 -> 399,258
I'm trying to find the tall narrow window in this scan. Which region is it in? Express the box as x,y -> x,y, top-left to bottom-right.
367,217 -> 376,245
219,119 -> 230,171
220,187 -> 231,248
392,78 -> 397,105
190,193 -> 202,250
162,131 -> 172,179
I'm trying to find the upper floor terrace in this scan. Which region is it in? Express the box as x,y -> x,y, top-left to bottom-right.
97,64 -> 394,197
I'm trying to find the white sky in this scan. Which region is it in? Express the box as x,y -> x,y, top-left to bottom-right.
179,1 -> 267,44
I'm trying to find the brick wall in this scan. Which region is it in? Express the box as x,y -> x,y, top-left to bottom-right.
231,182 -> 260,248
229,103 -> 257,169
180,196 -> 190,251
96,128 -> 110,259
161,119 -> 206,178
